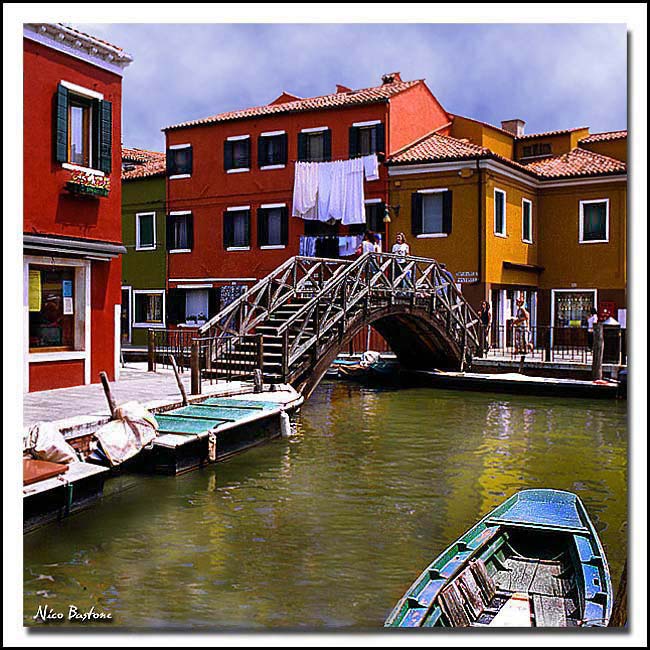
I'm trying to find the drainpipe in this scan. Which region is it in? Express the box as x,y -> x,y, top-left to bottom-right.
476,158 -> 483,293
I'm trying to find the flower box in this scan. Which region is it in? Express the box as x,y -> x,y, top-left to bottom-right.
66,181 -> 110,198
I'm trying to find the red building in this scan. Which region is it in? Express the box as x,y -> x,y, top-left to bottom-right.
23,24 -> 132,391
162,72 -> 450,326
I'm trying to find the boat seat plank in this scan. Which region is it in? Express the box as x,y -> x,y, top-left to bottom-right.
500,558 -> 539,592
457,567 -> 486,620
470,558 -> 497,602
529,560 -> 570,597
439,583 -> 471,627
532,594 -> 569,627
488,592 -> 532,627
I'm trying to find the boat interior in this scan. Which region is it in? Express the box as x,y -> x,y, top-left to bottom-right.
436,528 -> 583,627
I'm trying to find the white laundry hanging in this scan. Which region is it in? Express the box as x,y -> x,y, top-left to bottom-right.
292,161 -> 319,220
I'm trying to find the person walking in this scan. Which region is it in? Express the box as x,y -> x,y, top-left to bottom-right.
512,295 -> 532,354
478,300 -> 492,351
587,307 -> 599,350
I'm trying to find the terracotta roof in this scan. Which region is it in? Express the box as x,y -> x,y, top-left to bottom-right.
163,79 -> 421,131
522,147 -> 626,179
389,132 -> 490,164
579,130 -> 627,144
62,24 -> 125,52
122,147 -> 166,180
516,127 -> 589,140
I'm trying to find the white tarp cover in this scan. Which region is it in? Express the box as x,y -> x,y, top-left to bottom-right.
26,422 -> 80,464
94,401 -> 159,466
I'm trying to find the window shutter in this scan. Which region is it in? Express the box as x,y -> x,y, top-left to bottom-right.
257,208 -> 269,247
243,209 -> 251,246
279,133 -> 288,164
186,213 -> 194,250
208,288 -> 221,318
349,126 -> 359,158
411,193 -> 423,236
258,136 -> 267,167
166,214 -> 175,250
375,123 -> 386,157
442,190 -> 453,234
184,146 -> 193,175
223,211 -> 234,249
323,129 -> 332,161
166,289 -> 185,325
280,206 -> 289,245
241,139 -> 251,168
98,100 -> 112,174
297,133 -> 307,161
224,140 -> 234,170
166,149 -> 176,176
54,84 -> 69,163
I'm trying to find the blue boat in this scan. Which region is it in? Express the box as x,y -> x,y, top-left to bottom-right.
385,489 -> 612,628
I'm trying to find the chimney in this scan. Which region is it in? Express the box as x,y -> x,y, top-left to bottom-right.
336,84 -> 352,94
381,71 -> 402,85
501,119 -> 526,137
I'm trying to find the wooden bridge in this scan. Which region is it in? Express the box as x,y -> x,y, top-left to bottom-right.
188,253 -> 485,397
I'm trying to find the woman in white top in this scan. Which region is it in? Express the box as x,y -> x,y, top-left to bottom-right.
391,232 -> 410,260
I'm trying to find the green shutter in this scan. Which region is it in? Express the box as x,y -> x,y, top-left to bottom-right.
224,140 -> 234,170
375,122 -> 386,157
257,208 -> 269,247
258,136 -> 267,168
442,190 -> 453,234
411,193 -> 423,236
349,126 -> 359,158
54,84 -> 69,163
98,100 -> 112,173
322,129 -> 332,161
223,211 -> 234,249
280,206 -> 289,245
297,133 -> 307,161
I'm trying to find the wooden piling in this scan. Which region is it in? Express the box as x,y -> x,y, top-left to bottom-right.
190,340 -> 201,395
147,329 -> 156,372
609,560 -> 627,627
592,322 -> 604,381
99,371 -> 117,418
169,354 -> 188,406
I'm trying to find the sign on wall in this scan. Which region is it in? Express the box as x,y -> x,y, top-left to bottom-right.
456,271 -> 479,284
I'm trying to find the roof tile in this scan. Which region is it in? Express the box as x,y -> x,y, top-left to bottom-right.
578,130 -> 627,144
122,147 -> 166,180
522,147 -> 626,179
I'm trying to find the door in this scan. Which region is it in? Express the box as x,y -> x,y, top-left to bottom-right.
121,287 -> 131,344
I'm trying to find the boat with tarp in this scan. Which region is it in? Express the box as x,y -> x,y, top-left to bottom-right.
384,489 -> 612,628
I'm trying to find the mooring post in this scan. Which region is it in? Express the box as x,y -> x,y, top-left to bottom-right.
147,329 -> 156,372
190,340 -> 201,395
609,559 -> 627,627
99,371 -> 118,418
169,354 -> 188,406
592,322 -> 604,381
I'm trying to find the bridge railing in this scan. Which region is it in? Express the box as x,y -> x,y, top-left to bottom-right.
197,255 -> 351,349
276,252 -> 483,372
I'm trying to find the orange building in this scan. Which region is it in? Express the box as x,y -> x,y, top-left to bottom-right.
386,121 -> 627,342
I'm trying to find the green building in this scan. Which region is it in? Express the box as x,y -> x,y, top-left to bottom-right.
121,147 -> 167,347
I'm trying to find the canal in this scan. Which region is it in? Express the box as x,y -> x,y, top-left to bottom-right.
24,382 -> 627,629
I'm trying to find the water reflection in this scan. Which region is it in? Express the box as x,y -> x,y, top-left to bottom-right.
24,382 -> 627,629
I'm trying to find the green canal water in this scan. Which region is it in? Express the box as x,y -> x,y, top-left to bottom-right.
23,382 -> 627,629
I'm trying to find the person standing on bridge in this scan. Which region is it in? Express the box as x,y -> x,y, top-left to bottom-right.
392,232 -> 411,290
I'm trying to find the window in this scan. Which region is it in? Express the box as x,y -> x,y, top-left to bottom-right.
411,190 -> 453,237
579,199 -> 609,243
494,189 -> 507,236
298,129 -> 331,162
349,122 -> 385,157
258,132 -> 288,168
28,266 -> 76,350
553,290 -> 596,328
522,199 -> 533,243
258,205 -> 288,247
167,145 -> 192,178
224,208 -> 251,249
54,83 -> 112,173
167,212 -> 193,251
136,212 -> 156,250
224,136 -> 251,172
522,143 -> 552,158
185,289 -> 209,324
133,291 -> 165,327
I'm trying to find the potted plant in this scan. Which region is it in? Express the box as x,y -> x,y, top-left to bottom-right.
66,170 -> 111,198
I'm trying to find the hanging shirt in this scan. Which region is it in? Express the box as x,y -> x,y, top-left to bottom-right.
363,154 -> 379,181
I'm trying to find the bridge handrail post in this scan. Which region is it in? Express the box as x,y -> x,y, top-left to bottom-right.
281,330 -> 289,383
257,334 -> 264,380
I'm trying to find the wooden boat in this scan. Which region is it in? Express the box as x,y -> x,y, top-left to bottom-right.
384,489 -> 612,628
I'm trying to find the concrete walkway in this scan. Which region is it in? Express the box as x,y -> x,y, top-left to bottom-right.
23,363 -> 253,430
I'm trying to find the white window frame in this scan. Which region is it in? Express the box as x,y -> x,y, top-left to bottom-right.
522,198 -> 533,244
24,256 -> 92,388
225,205 -> 251,251
416,188 -> 449,239
121,285 -> 132,344
550,288 -> 598,348
259,203 -> 287,249
132,289 -> 166,329
168,143 -> 192,180
226,135 -> 251,174
259,131 -> 287,170
579,199 -> 610,244
494,188 -> 507,238
168,210 -> 192,253
135,212 -> 157,251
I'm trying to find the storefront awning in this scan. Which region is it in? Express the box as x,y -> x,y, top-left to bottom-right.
23,233 -> 127,260
502,261 -> 545,273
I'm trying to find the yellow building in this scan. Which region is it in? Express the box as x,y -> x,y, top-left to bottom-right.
386,120 -> 627,344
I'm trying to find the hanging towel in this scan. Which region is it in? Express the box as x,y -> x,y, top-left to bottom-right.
363,154 -> 379,181
292,162 -> 319,220
341,156 -> 365,225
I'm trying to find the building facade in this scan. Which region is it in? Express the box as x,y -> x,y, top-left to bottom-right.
121,148 -> 167,347
386,121 -> 627,344
23,24 -> 132,391
162,73 -> 450,326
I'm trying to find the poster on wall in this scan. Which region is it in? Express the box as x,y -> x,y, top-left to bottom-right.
28,270 -> 41,312
63,297 -> 74,315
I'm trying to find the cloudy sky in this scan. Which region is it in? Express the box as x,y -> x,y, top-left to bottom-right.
80,22 -> 628,152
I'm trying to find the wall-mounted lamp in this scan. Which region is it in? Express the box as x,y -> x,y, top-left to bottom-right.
384,204 -> 400,223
